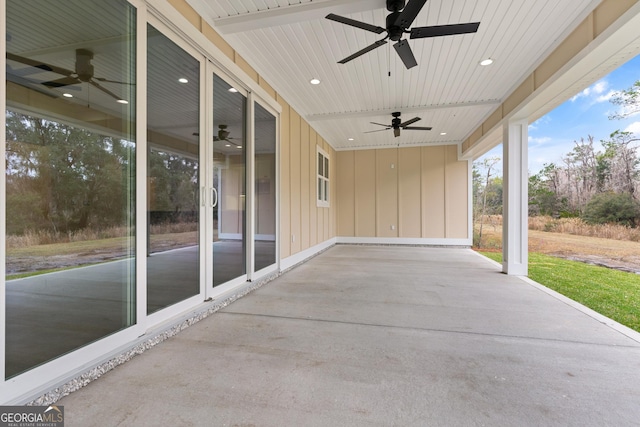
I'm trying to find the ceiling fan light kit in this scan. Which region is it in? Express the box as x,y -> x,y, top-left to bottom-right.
326,0 -> 480,70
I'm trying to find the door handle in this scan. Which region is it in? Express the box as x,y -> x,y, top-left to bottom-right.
211,187 -> 218,208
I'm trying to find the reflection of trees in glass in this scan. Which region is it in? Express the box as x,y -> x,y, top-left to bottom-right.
6,110 -> 134,235
148,149 -> 199,225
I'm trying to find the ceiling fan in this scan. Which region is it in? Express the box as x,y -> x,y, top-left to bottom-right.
326,0 -> 480,69
366,111 -> 432,137
213,124 -> 242,148
6,48 -> 131,102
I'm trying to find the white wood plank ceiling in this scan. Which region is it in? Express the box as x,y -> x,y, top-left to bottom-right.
189,0 -> 603,150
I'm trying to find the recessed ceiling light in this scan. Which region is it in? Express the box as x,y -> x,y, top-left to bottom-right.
440,132 -> 447,136
348,138 -> 354,141
310,78 -> 321,85
228,87 -> 238,93
117,99 -> 128,104
178,78 -> 189,84
225,144 -> 231,147
479,58 -> 493,66
63,93 -> 73,98
236,145 -> 243,149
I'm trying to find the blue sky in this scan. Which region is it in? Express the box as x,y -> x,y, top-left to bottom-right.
478,54 -> 640,174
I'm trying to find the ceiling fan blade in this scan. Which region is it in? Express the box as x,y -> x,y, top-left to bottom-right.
326,13 -> 386,34
400,117 -> 421,127
6,52 -> 75,77
364,128 -> 390,134
42,76 -> 80,88
393,39 -> 417,69
393,128 -> 401,138
338,39 -> 388,64
6,73 -> 60,98
370,122 -> 391,127
95,77 -> 135,85
89,80 -> 124,102
404,126 -> 433,130
394,0 -> 428,29
410,22 -> 480,39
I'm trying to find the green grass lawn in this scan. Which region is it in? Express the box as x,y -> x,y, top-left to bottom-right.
480,251 -> 640,333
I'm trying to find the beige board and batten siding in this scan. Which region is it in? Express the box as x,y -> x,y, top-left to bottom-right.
289,109 -> 302,254
300,120 -> 311,249
309,128 -> 318,247
167,0 -> 337,261
376,149 -> 398,238
277,94 -> 291,257
398,147 -> 422,237
337,146 -> 468,240
276,95 -> 337,259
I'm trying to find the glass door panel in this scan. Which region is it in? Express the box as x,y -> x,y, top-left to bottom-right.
146,25 -> 200,313
5,0 -> 136,378
254,103 -> 277,271
212,74 -> 246,286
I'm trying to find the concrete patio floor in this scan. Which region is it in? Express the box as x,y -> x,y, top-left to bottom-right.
56,245 -> 640,426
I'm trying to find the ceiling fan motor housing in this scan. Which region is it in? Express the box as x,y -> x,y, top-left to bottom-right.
386,0 -> 405,12
76,49 -> 94,82
218,124 -> 230,140
386,12 -> 404,40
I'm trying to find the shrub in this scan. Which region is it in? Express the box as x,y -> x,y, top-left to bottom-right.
582,192 -> 640,227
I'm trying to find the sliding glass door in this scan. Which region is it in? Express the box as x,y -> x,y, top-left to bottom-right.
211,74 -> 246,287
3,4 -> 280,385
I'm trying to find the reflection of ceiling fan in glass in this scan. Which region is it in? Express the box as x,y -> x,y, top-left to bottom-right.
213,124 -> 242,148
6,48 -> 131,103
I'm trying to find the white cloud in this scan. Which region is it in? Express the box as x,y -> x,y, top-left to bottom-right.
529,115 -> 551,131
624,121 -> 640,134
571,80 -> 609,102
596,90 -> 617,103
528,136 -> 552,146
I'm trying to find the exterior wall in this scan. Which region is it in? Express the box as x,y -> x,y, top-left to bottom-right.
167,0 -> 337,260
337,146 -> 469,240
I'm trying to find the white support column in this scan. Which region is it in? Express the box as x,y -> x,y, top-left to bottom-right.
502,120 -> 528,276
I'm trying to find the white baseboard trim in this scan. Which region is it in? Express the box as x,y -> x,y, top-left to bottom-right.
217,234 -> 276,242
279,236 -> 471,274
335,236 -> 472,246
218,233 -> 242,241
280,238 -> 337,271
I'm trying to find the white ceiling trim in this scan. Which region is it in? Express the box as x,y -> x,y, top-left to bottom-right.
306,99 -> 501,121
331,139 -> 461,152
209,0 -> 377,34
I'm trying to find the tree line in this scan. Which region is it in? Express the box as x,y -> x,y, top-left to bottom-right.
6,110 -> 198,237
6,111 -> 135,235
475,79 -> 640,228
